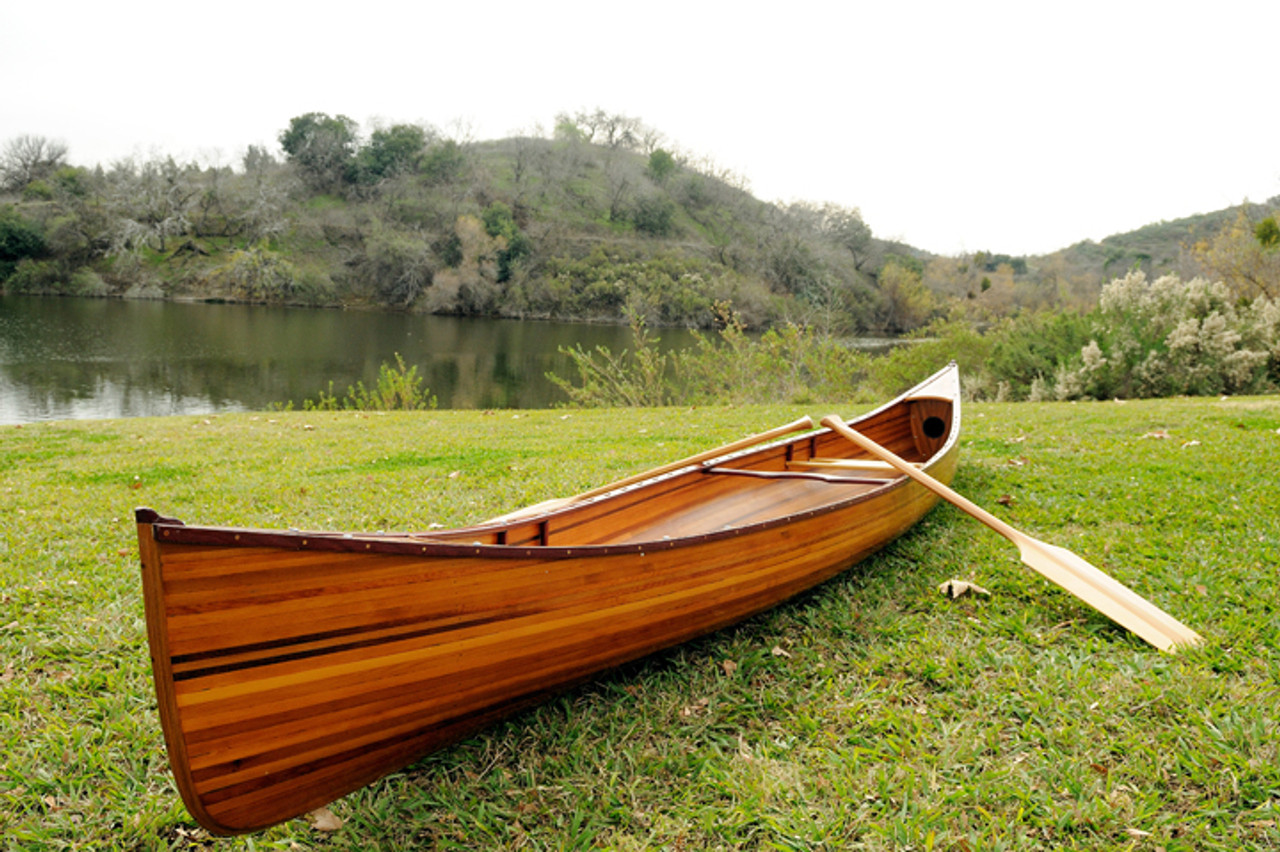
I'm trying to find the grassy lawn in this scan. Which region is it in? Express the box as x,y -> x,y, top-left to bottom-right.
2,395 -> 1278,850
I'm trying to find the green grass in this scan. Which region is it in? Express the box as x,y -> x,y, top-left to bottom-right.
2,397 -> 1279,850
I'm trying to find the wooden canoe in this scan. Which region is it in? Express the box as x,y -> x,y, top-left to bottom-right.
136,362 -> 962,834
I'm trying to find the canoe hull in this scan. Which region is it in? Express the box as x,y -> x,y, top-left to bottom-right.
137,364 -> 961,833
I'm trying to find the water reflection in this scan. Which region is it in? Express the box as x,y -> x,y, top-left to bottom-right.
0,296 -> 699,423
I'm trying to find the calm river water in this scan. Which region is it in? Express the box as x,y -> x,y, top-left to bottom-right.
0,295 -> 702,424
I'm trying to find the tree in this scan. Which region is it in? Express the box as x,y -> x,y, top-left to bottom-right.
351,123 -> 430,183
419,139 -> 467,185
242,144 -> 277,173
0,205 -> 47,280
1190,208 -> 1280,299
1256,216 -> 1279,249
631,194 -> 677,237
104,157 -> 202,253
818,203 -> 873,270
553,108 -> 653,151
278,113 -> 359,190
1,135 -> 69,192
878,259 -> 936,332
481,201 -> 530,282
646,149 -> 677,184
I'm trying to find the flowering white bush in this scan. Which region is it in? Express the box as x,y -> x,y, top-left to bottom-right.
1054,271 -> 1279,399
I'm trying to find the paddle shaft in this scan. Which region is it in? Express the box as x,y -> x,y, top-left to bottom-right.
817,416 -> 1016,539
819,415 -> 1202,651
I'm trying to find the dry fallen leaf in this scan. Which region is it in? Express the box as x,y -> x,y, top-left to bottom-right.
307,807 -> 343,831
721,659 -> 738,676
681,697 -> 710,717
1141,430 -> 1171,440
939,579 -> 991,599
996,494 -> 1014,506
1124,827 -> 1151,838
1181,440 -> 1201,449
771,646 -> 792,658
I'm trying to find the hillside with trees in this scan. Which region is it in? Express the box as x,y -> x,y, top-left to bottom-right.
0,112 -> 909,332
1,111 -> 1277,339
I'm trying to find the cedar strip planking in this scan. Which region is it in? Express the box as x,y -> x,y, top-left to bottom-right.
183,503 -> 929,800
174,483 -> 938,771
162,476 -> 886,656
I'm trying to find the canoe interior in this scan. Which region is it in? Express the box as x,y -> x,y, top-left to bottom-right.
433,392 -> 955,548
136,363 -> 961,834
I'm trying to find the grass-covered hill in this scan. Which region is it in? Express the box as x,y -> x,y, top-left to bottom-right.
1050,199 -> 1278,283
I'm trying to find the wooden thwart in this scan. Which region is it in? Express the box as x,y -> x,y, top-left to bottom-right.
787,457 -> 921,476
819,415 -> 1203,653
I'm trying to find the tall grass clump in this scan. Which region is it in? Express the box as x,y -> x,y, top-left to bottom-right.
548,306 -> 874,407
304,352 -> 437,411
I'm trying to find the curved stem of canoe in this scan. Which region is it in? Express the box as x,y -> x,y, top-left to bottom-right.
487,416 -> 817,524
818,415 -> 1202,653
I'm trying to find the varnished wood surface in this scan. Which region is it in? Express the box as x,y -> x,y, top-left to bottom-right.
138,363 -> 961,834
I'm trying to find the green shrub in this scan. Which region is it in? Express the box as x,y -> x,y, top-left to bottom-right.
985,311 -> 1092,399
863,316 -> 995,400
0,205 -> 46,281
304,353 -> 437,411
675,315 -> 872,405
21,180 -> 54,201
548,311 -> 671,407
69,267 -> 110,296
1054,271 -> 1278,398
3,258 -> 62,293
631,195 -> 677,237
209,245 -> 304,303
548,307 -> 873,407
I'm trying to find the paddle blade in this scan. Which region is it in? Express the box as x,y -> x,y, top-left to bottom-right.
1014,534 -> 1203,653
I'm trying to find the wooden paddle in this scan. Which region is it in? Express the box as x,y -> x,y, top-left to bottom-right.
485,416 -> 816,524
819,415 -> 1202,652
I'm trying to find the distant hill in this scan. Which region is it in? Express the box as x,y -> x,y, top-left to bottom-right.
1041,198 -> 1279,280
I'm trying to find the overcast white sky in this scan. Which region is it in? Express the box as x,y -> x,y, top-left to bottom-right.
3,0 -> 1276,256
